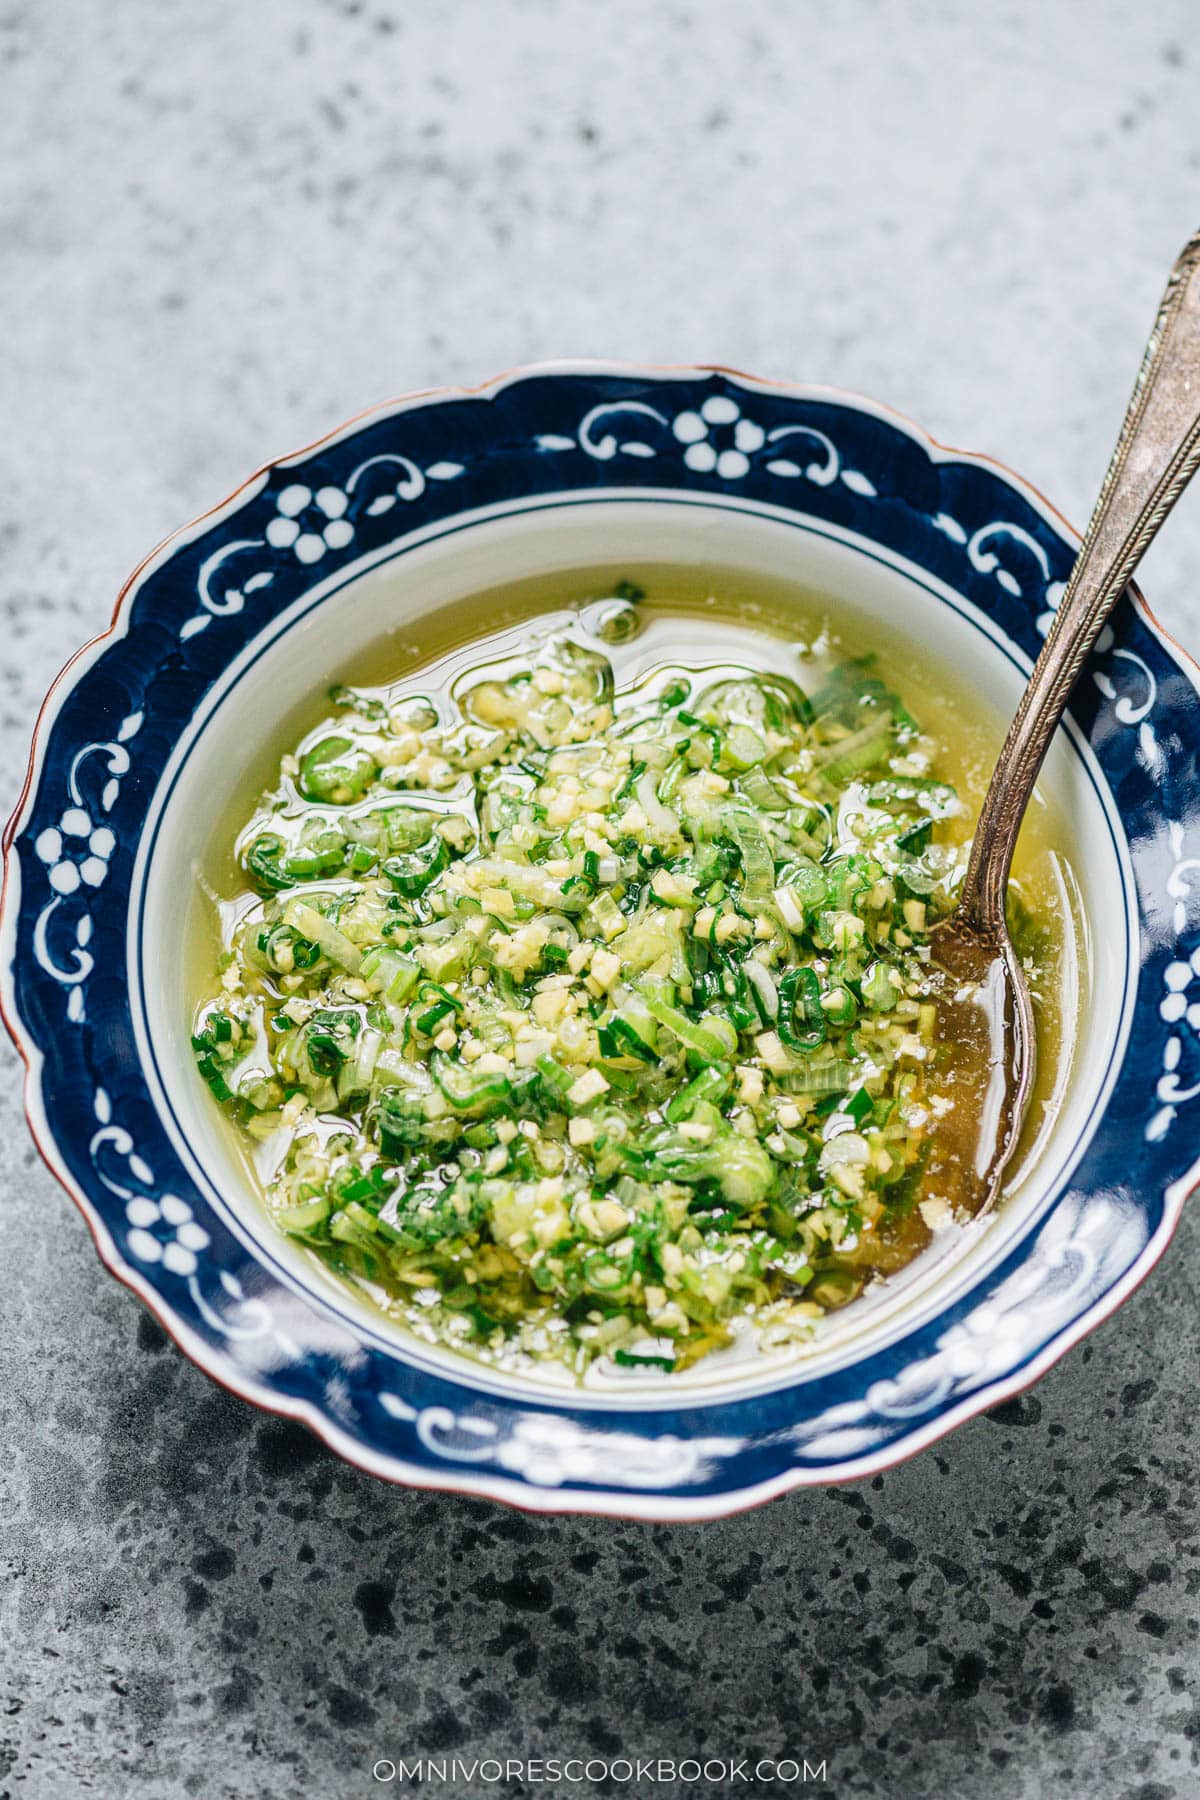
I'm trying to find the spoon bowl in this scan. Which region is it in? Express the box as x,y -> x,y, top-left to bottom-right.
924,921 -> 1034,1217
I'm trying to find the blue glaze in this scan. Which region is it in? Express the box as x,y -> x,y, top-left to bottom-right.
6,368 -> 1199,1517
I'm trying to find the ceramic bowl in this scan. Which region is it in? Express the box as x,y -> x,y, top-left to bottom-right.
5,364 -> 1199,1520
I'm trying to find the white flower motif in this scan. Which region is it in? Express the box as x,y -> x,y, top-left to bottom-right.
265,483 -> 355,565
34,807 -> 117,895
671,396 -> 766,479
125,1191 -> 211,1278
1159,948 -> 1200,1028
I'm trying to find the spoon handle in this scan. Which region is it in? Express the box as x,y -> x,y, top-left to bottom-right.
962,227 -> 1200,934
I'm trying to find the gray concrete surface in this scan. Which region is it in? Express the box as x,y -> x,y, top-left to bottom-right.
4,2 -> 1200,1795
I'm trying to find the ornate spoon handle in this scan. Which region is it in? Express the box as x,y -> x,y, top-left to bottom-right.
961,228 -> 1200,936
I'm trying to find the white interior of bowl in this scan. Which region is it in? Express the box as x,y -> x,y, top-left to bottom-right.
132,492 -> 1136,1405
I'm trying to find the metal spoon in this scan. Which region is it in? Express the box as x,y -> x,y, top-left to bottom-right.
926,227 -> 1200,1218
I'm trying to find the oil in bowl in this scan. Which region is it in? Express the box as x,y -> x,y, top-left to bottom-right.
189,568 -> 1079,1387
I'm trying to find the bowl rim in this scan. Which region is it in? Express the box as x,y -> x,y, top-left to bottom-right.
4,358 -> 1198,1521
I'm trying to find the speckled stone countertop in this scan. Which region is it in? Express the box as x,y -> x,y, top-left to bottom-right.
4,4 -> 1200,1796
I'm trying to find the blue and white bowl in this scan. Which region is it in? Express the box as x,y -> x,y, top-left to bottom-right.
5,364 -> 1199,1520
